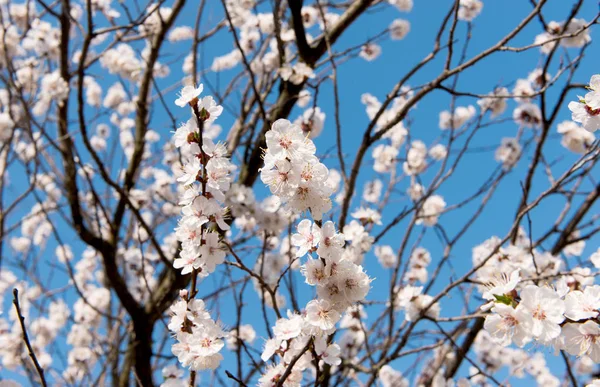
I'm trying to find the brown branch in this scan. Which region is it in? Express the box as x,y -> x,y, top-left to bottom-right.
551,182 -> 600,256
289,0 -> 313,62
12,289 -> 48,387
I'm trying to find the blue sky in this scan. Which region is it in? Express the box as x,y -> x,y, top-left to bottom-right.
2,0 -> 600,385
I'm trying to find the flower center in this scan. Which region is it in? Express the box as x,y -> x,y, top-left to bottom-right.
532,305 -> 546,320
313,268 -> 324,281
520,111 -> 539,124
345,278 -> 358,290
297,186 -> 309,199
504,315 -> 518,327
279,136 -> 292,149
301,121 -> 313,133
585,105 -> 600,116
278,171 -> 289,182
328,283 -> 340,296
585,334 -> 600,345
318,310 -> 330,320
301,169 -> 313,181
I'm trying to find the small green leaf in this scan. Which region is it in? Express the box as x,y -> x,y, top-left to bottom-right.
493,294 -> 513,306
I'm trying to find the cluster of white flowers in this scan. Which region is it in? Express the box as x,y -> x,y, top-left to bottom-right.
169,296 -> 227,371
403,140 -> 428,176
388,0 -> 413,13
389,19 -> 411,40
99,44 -> 144,81
169,84 -> 234,371
63,249 -> 109,382
477,87 -> 509,118
475,230 -> 600,364
363,92 -> 413,176
258,311 -> 342,386
557,120 -> 595,154
362,91 -> 411,147
394,284 -> 441,322
279,62 -> 315,85
362,90 -> 451,232
473,331 -> 562,386
473,231 -> 563,298
484,279 -> 600,362
260,119 -> 335,220
404,247 -> 432,283
207,0 -> 340,81
373,144 -> 399,173
375,245 -> 397,268
477,67 -> 598,171
379,364 -> 409,387
33,70 -> 69,115
534,18 -> 591,54
569,75 -> 600,132
293,220 -> 371,304
362,179 -> 383,203
172,85 -> 231,275
256,120 -> 373,386
513,102 -> 542,128
160,365 -> 187,387
439,105 -> 476,130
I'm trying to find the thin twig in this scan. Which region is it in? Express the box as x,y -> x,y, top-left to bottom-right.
12,289 -> 49,387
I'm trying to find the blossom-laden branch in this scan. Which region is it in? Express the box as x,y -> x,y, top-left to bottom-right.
168,84 -> 231,374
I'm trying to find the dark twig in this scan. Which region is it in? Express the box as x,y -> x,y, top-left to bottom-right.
12,289 -> 49,387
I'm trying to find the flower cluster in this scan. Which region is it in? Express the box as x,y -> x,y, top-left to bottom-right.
260,119 -> 334,220
294,220 -> 371,309
439,105 -> 476,130
404,247 -> 432,283
557,120 -> 595,154
473,331 -> 561,386
259,311 -> 342,386
477,231 -> 600,363
257,119 -> 373,386
484,280 -> 600,362
569,75 -> 600,132
534,18 -> 591,55
172,84 -> 232,276
361,91 -> 453,231
393,284 -> 441,322
169,296 -> 227,370
169,84 -> 234,371
477,87 -> 509,118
